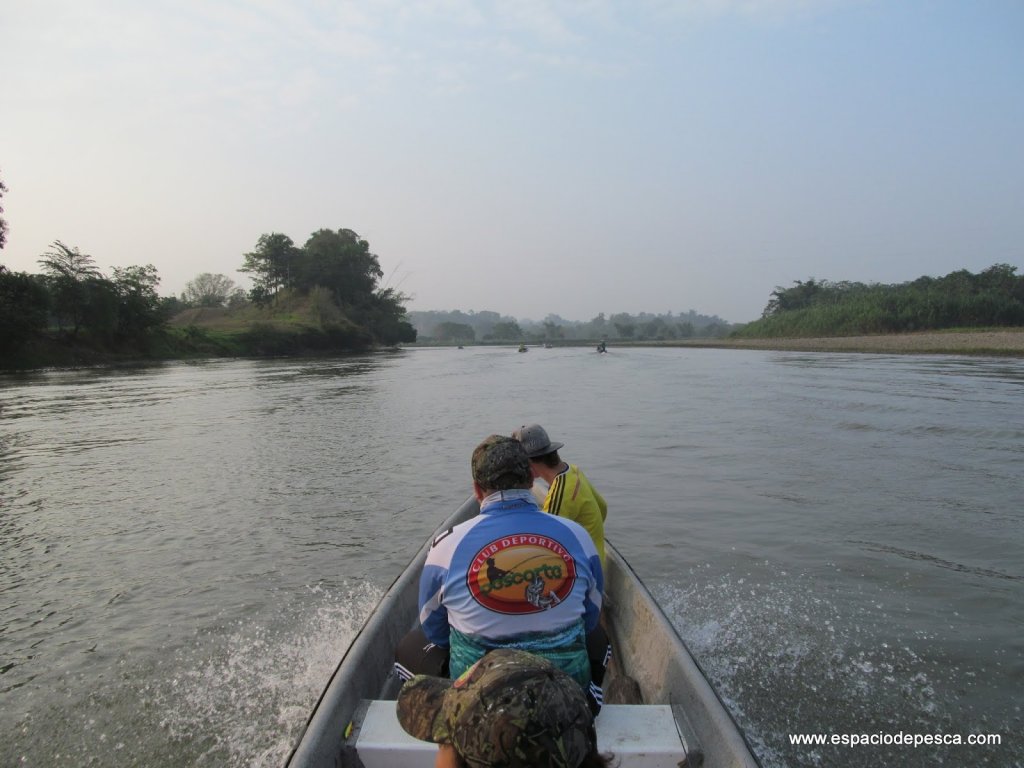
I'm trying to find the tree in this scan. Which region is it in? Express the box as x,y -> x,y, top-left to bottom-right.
299,228 -> 383,307
542,320 -> 564,340
763,278 -> 825,318
435,321 -> 475,342
183,272 -> 236,307
362,287 -> 417,345
112,264 -> 164,341
241,233 -> 300,304
37,241 -> 103,337
489,321 -> 523,340
227,288 -> 249,308
0,266 -> 49,355
0,171 -> 8,249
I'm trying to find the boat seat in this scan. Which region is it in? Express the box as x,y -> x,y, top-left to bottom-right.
353,700 -> 690,768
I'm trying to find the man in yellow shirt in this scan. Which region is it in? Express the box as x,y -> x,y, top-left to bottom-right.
512,424 -> 608,569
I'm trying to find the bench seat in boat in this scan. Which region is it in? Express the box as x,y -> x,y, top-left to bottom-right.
354,700 -> 689,768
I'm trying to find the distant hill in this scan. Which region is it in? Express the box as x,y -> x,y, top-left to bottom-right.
408,308 -> 734,343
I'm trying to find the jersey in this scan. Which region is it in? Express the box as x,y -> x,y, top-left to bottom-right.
418,489 -> 604,683
544,464 -> 608,567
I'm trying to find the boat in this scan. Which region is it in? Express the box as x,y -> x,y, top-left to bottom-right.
284,497 -> 760,768
518,343 -> 528,352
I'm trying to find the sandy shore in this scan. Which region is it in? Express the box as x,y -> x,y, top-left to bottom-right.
672,329 -> 1024,357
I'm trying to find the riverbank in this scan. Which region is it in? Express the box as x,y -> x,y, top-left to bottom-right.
663,328 -> 1024,357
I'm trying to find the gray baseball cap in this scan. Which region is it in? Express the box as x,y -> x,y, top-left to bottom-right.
513,423 -> 564,458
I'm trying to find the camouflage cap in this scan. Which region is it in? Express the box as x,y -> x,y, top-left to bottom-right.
471,435 -> 532,492
396,648 -> 596,768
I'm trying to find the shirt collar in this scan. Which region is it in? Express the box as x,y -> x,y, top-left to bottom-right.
480,488 -> 536,511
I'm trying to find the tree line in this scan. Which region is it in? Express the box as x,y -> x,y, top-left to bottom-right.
0,229 -> 415,366
410,309 -> 734,343
1,241 -> 166,360
735,264 -> 1024,337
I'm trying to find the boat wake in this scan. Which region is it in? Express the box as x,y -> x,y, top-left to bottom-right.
154,581 -> 383,767
652,564 -> 1019,768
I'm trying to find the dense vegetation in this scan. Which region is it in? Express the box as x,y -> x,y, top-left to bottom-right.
409,309 -> 734,343
0,226 -> 416,369
734,264 -> 1024,338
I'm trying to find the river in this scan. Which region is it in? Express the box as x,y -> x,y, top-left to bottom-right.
1,347 -> 1021,767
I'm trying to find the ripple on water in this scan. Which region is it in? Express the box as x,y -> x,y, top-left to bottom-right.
3,581 -> 382,768
654,565 -> 1023,768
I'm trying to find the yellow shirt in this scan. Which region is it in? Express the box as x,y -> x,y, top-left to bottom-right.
544,464 -> 608,567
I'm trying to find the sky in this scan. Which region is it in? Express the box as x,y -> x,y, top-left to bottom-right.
2,1 -> 1022,324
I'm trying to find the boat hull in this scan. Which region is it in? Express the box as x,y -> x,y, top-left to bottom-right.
285,497 -> 759,767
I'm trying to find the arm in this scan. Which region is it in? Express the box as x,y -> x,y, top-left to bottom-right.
593,486 -> 608,522
582,557 -> 603,634
418,562 -> 451,647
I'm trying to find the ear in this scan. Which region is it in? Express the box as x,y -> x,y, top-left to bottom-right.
472,481 -> 486,501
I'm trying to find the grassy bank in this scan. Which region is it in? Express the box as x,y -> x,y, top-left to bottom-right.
658,328 -> 1024,357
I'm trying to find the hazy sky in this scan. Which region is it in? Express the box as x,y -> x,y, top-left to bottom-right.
2,1 -> 1022,323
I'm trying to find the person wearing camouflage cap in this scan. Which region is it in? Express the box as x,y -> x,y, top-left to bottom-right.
395,435 -> 605,714
397,648 -> 614,768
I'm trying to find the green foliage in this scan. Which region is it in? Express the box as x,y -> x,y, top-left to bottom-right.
300,229 -> 383,307
241,233 -> 300,303
737,264 -> 1024,338
0,267 -> 49,356
489,321 -> 524,340
37,241 -> 103,337
408,308 -> 732,342
238,228 -> 410,347
434,321 -> 476,342
112,264 -> 163,342
238,321 -> 374,356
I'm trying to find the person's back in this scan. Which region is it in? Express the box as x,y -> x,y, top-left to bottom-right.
420,486 -> 602,684
407,435 -> 604,692
514,424 -> 608,567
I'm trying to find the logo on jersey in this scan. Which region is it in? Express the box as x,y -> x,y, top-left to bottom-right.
467,534 -> 577,614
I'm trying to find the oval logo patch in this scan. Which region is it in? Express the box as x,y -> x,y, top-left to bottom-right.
467,534 -> 577,614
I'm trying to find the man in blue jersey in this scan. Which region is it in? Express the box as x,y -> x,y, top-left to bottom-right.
395,435 -> 606,710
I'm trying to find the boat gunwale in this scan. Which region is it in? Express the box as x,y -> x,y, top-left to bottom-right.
285,496 -> 760,767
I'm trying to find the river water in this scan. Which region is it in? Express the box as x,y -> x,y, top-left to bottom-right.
1,347 -> 1021,767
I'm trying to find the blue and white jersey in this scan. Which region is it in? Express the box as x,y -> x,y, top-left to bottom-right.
418,489 -> 604,651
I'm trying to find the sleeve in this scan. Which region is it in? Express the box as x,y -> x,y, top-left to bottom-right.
571,525 -> 603,634
545,472 -> 568,517
593,486 -> 608,522
418,558 -> 451,647
582,552 -> 604,633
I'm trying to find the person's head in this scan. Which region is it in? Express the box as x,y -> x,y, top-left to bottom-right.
471,435 -> 532,496
512,424 -> 564,468
396,648 -> 614,768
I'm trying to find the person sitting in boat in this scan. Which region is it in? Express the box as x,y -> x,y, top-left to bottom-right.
397,648 -> 615,768
513,424 -> 608,569
395,435 -> 606,712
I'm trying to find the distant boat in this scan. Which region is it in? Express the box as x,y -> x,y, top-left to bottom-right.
597,340 -> 608,353
518,343 -> 528,353
543,343 -> 554,349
